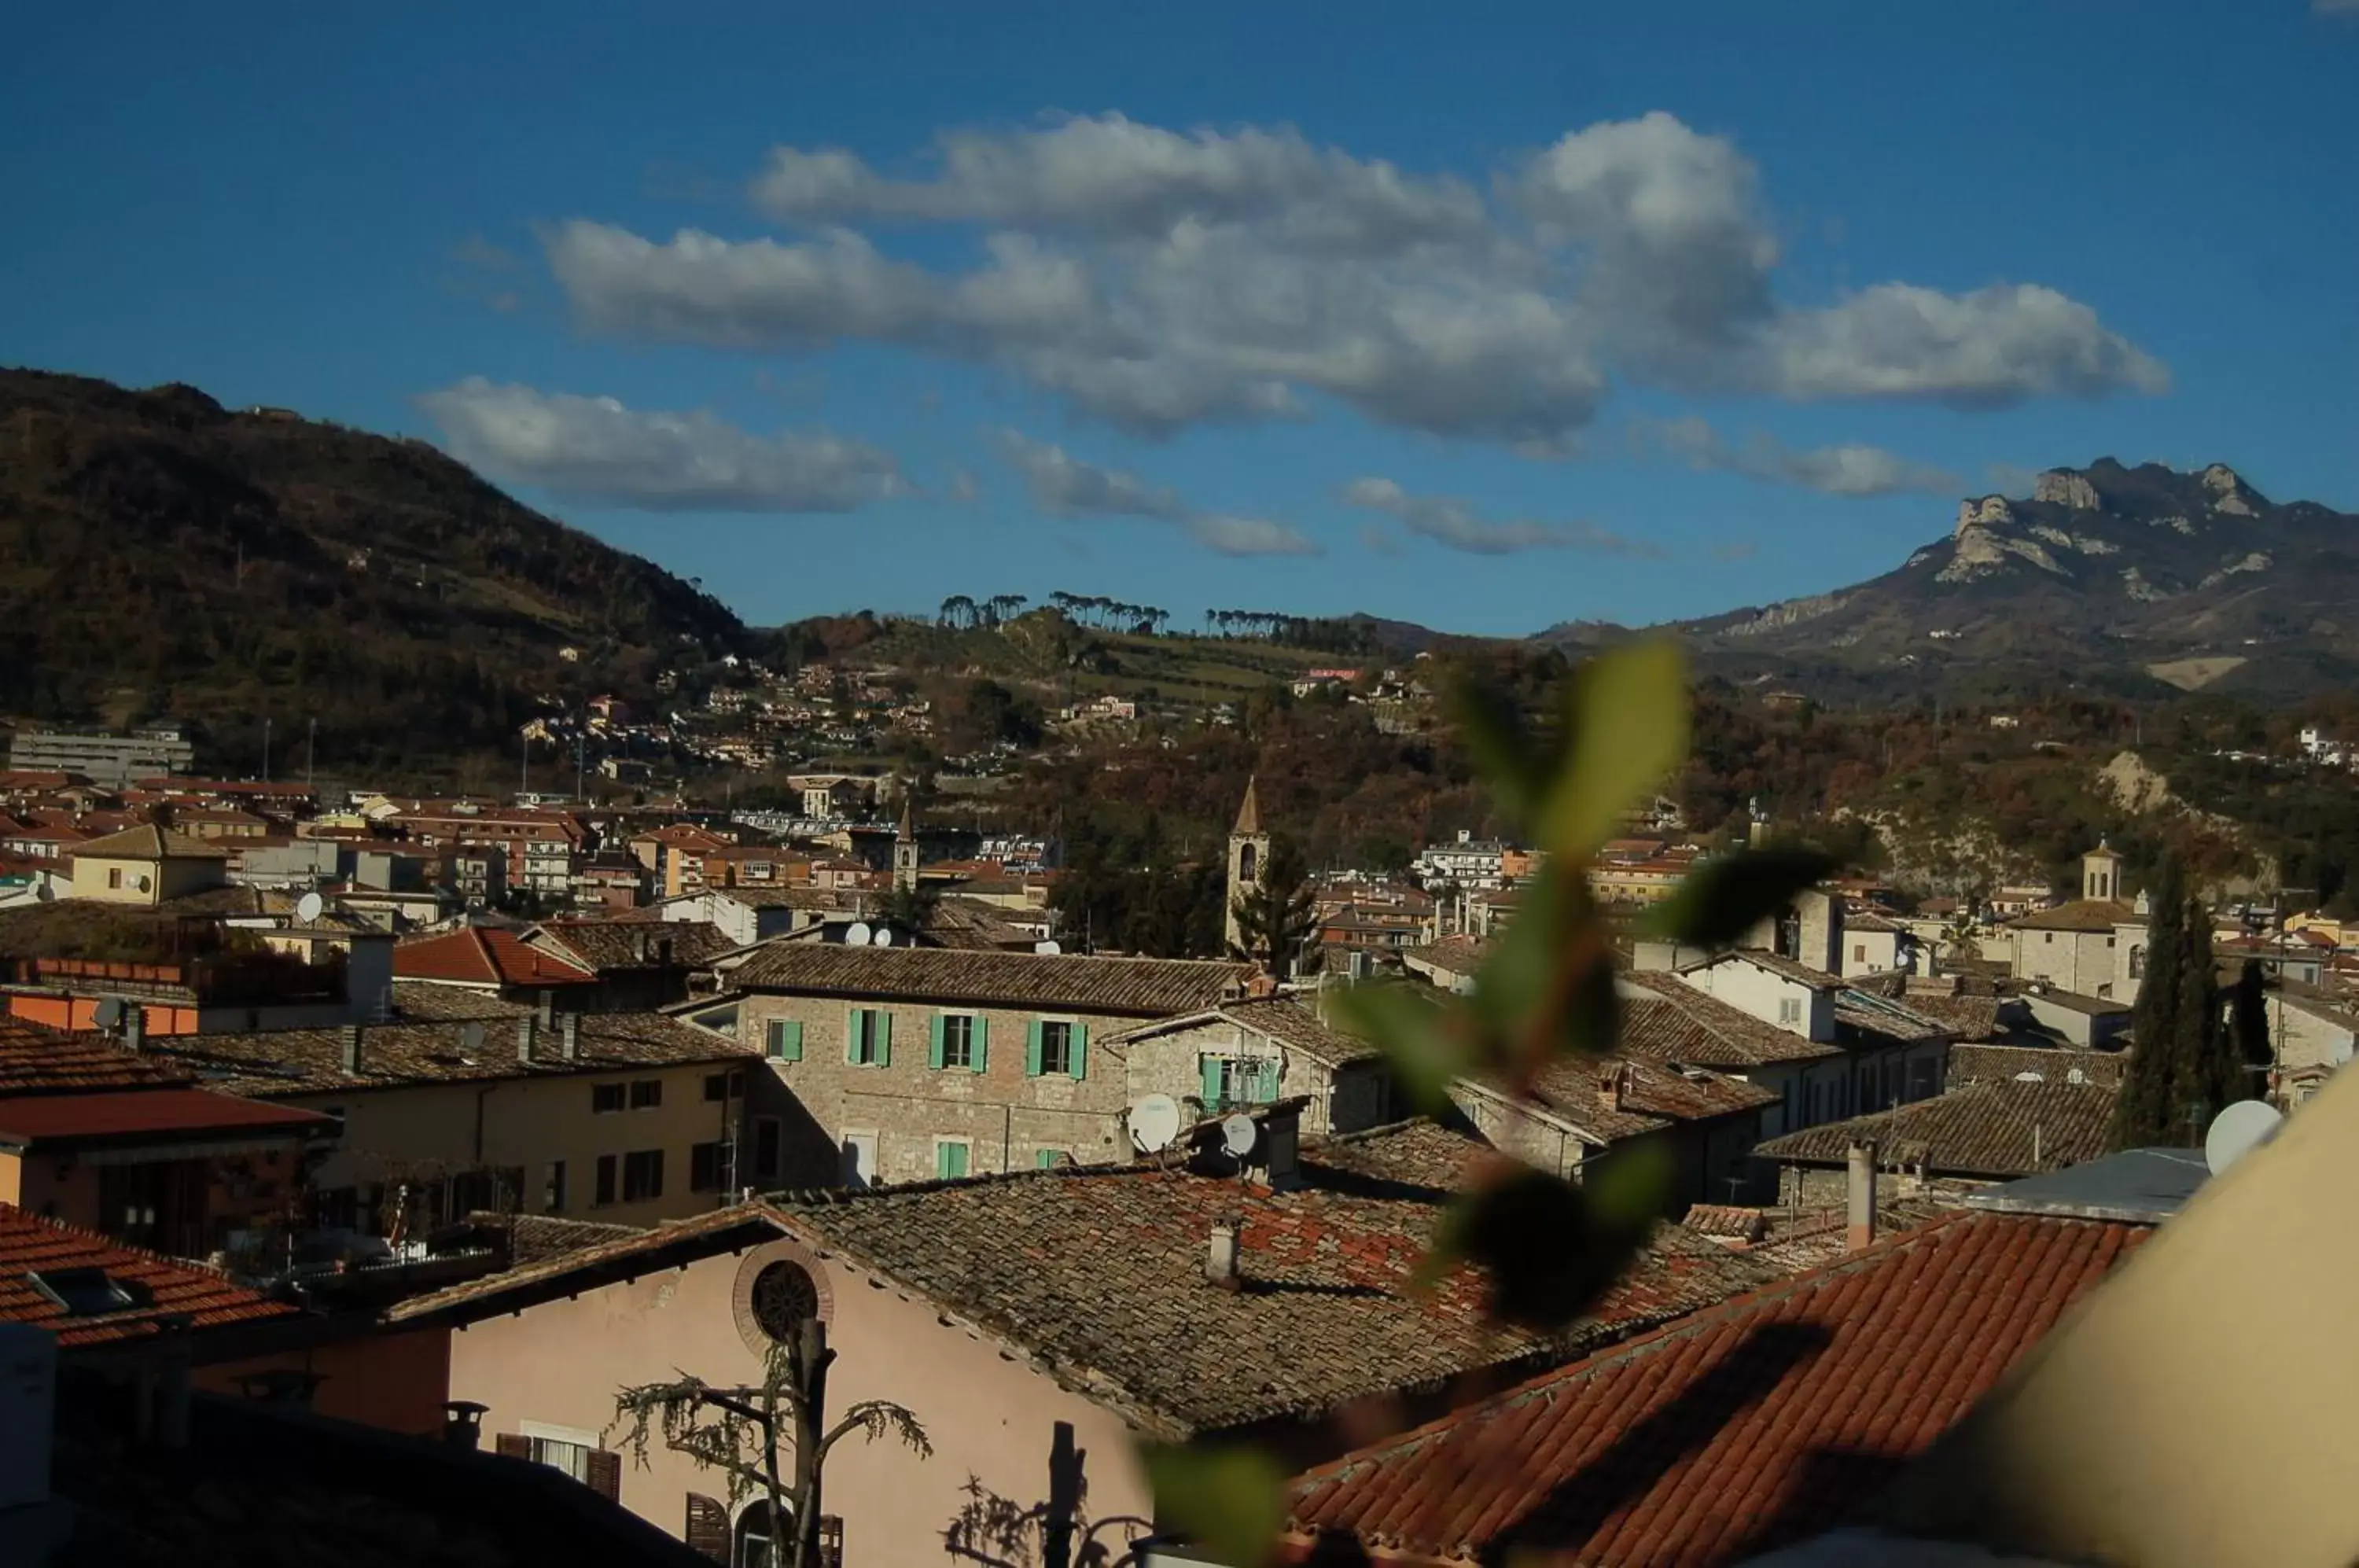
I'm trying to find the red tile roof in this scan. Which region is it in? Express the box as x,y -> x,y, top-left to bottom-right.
0,1203 -> 297,1348
0,1023 -> 192,1093
0,1088 -> 328,1148
1283,1211 -> 2147,1566
392,928 -> 596,988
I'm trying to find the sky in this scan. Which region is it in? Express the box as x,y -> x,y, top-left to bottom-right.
5,2 -> 2355,636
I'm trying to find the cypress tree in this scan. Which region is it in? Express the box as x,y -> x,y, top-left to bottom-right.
2229,958 -> 2274,1095
2111,854 -> 2185,1150
2168,895 -> 2233,1141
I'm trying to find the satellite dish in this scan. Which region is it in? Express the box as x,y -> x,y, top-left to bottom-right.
1129,1094 -> 1182,1154
459,1022 -> 485,1055
1220,1113 -> 1260,1159
2204,1099 -> 2284,1177
1033,940 -> 1062,955
92,997 -> 125,1029
871,926 -> 895,948
296,891 -> 326,923
844,922 -> 872,948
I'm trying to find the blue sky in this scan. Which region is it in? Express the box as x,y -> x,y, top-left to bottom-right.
6,1 -> 2354,635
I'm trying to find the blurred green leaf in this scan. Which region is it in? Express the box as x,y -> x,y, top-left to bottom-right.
1640,845 -> 1839,950
1543,641 -> 1688,857
1582,1138 -> 1673,1236
1328,981 -> 1462,1114
1450,679 -> 1553,829
1451,1165 -> 1640,1332
1142,1442 -> 1288,1568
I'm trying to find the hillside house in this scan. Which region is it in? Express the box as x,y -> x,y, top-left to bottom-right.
68,824 -> 231,907
1102,996 -> 1391,1137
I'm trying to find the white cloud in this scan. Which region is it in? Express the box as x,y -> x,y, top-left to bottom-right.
2317,0 -> 2359,17
543,111 -> 2166,447
994,430 -> 1317,556
1340,476 -> 1658,556
417,378 -> 904,513
1644,416 -> 1960,496
946,469 -> 980,504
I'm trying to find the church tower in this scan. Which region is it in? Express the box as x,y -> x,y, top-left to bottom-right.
892,793 -> 920,893
1224,775 -> 1270,954
2081,838 -> 2123,903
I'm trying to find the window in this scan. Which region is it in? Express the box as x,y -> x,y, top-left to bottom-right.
935,1139 -> 970,1180
106,867 -> 123,890
1026,1019 -> 1087,1079
1853,944 -> 1865,963
765,1018 -> 803,1062
629,1079 -> 662,1110
690,1139 -> 731,1193
931,1012 -> 985,1072
749,1261 -> 819,1340
704,1073 -> 727,1102
1777,997 -> 1802,1026
1200,1055 -> 1278,1110
622,1149 -> 664,1202
594,1154 -> 617,1207
529,1434 -> 592,1482
543,1160 -> 567,1213
591,1083 -> 625,1115
2129,945 -> 2146,978
1035,1149 -> 1067,1170
753,1117 -> 782,1182
2044,933 -> 2055,945
846,1008 -> 891,1066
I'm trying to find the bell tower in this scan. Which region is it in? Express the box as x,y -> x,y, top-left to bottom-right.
893,793 -> 920,894
1224,775 -> 1270,954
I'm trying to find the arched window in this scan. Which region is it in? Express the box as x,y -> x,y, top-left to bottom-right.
2128,945 -> 2145,979
737,1500 -> 788,1568
1236,842 -> 1258,885
750,1261 -> 819,1342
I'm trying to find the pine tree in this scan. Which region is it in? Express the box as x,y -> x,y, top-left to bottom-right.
2111,855 -> 2185,1149
1229,835 -> 1320,981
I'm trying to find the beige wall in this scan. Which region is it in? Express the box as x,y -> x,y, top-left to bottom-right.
445,1233 -> 1155,1565
72,852 -> 222,906
741,993 -> 1157,1183
2010,927 -> 2125,999
1117,1019 -> 1388,1139
289,1059 -> 747,1228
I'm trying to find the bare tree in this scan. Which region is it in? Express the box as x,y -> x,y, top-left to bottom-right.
611,1316 -> 931,1568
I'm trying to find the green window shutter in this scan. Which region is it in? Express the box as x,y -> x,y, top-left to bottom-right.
1069,1023 -> 1088,1080
971,1015 -> 990,1075
1025,1020 -> 1044,1077
877,1011 -> 892,1067
1259,1058 -> 1280,1100
845,1008 -> 862,1065
1201,1055 -> 1222,1106
928,1014 -> 947,1071
767,1019 -> 802,1062
937,1142 -> 968,1180
1035,1148 -> 1062,1170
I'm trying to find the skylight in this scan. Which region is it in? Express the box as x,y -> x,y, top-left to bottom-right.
27,1266 -> 152,1316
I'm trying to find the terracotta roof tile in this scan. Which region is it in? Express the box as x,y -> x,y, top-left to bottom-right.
1754,1080 -> 2118,1180
153,1013 -> 756,1097
724,943 -> 1253,1018
1617,979 -> 1842,1068
1106,998 -> 1378,1069
524,918 -> 734,974
0,1022 -> 192,1093
2006,898 -> 2136,933
392,928 -> 596,988
72,823 -> 232,860
0,1087 -> 328,1147
1946,1043 -> 2123,1091
1283,1211 -> 2147,1566
0,1203 -> 297,1348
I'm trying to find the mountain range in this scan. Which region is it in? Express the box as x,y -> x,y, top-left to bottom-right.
1544,458 -> 2359,701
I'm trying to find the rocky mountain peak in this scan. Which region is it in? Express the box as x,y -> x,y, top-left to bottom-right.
2200,462 -> 2265,516
1954,495 -> 2016,537
2033,469 -> 2102,511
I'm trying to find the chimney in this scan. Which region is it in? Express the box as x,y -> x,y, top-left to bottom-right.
1597,1064 -> 1628,1113
1846,1140 -> 1879,1252
516,1017 -> 536,1065
340,1023 -> 363,1076
443,1400 -> 488,1452
560,1013 -> 580,1062
1205,1218 -> 1242,1291
121,1009 -> 145,1056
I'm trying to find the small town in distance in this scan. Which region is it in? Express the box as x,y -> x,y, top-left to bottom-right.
6,6 -> 2357,1561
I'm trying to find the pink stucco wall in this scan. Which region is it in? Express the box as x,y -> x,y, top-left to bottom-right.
443,1231 -> 1156,1564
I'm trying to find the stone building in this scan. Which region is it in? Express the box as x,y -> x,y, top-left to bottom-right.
1224,775 -> 1270,955
699,944 -> 1254,1185
1103,995 -> 1391,1137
